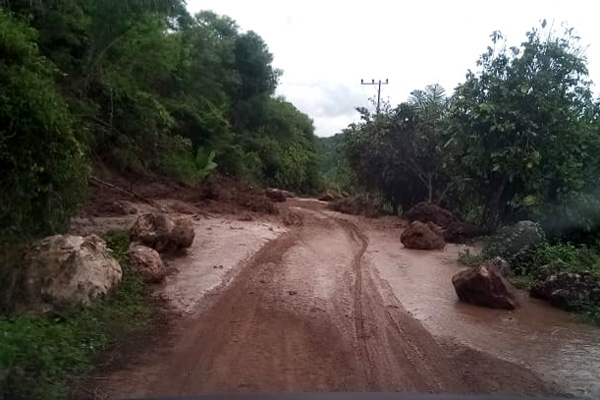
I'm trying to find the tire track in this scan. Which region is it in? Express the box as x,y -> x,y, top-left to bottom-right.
335,218 -> 375,388
100,200 -> 528,397
334,215 -> 464,392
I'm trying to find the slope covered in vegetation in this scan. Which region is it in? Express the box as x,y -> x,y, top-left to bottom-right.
0,0 -> 321,244
0,2 -> 321,398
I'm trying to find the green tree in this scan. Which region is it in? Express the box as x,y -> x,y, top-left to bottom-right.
0,1 -> 323,243
0,9 -> 87,241
447,24 -> 600,230
407,84 -> 451,203
343,86 -> 451,213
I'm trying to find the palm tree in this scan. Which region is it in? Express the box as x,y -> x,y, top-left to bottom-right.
408,83 -> 449,121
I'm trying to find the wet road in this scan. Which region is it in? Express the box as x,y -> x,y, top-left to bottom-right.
99,200 -> 600,398
367,224 -> 600,397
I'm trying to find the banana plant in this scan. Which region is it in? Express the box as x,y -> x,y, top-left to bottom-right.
194,147 -> 218,180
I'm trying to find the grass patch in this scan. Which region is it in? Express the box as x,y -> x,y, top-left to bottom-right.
0,230 -> 154,400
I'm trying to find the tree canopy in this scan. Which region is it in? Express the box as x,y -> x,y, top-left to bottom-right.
338,23 -> 600,237
0,0 -> 321,242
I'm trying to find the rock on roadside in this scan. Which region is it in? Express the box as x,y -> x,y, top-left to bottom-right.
485,220 -> 545,259
128,244 -> 166,283
265,188 -> 287,202
172,216 -> 195,249
530,271 -> 600,311
452,263 -> 519,310
319,192 -> 336,201
401,221 -> 446,250
406,201 -> 457,228
131,213 -> 195,253
280,189 -> 296,198
443,221 -> 486,243
2,234 -> 122,314
406,202 -> 485,243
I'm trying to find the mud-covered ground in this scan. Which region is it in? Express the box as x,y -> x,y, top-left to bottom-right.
73,192 -> 600,399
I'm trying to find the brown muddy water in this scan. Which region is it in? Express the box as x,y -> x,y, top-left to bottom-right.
367,228 -> 600,397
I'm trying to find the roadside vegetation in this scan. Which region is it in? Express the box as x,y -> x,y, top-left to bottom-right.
0,0 -> 321,246
0,1 -> 319,399
0,231 -> 153,400
2,0 -> 600,396
321,23 -> 600,322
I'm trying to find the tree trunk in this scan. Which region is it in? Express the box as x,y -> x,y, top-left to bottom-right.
482,175 -> 508,229
427,174 -> 433,203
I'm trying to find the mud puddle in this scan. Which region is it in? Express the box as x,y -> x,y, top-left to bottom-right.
366,227 -> 600,397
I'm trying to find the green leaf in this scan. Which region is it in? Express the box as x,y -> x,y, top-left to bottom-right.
523,195 -> 536,206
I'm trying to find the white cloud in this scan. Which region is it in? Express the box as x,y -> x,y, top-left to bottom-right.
187,0 -> 600,136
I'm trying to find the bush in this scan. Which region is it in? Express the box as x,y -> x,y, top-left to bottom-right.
0,230 -> 154,400
158,135 -> 217,184
217,143 -> 264,184
533,242 -> 600,278
481,221 -> 545,275
0,10 -> 87,242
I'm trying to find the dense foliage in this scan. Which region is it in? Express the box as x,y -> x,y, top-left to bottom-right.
0,1 -> 320,243
340,24 -> 600,238
0,8 -> 87,240
448,27 -> 600,233
317,133 -> 356,192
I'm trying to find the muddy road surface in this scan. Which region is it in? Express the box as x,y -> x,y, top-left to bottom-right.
100,199 -> 599,398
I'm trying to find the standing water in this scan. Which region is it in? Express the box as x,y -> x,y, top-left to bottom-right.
367,229 -> 600,397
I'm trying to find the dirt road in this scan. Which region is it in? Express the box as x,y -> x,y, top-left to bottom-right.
101,199 -> 558,398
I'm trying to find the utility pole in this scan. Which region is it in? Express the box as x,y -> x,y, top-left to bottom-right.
361,78 -> 389,115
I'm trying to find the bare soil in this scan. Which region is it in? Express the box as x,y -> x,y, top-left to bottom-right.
85,194 -> 563,398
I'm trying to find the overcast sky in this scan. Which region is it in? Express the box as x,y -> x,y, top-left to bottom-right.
187,0 -> 598,137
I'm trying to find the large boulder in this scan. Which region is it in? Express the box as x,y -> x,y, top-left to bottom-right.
328,197 -> 379,218
401,221 -> 445,250
319,191 -> 342,202
280,189 -> 296,198
127,244 -> 166,283
443,221 -> 487,243
406,202 -> 457,229
3,235 -> 122,314
483,220 -> 544,260
319,192 -> 335,202
265,188 -> 287,202
406,202 -> 485,243
130,213 -> 174,252
452,262 -> 519,310
172,216 -> 195,249
130,213 -> 195,253
530,271 -> 600,310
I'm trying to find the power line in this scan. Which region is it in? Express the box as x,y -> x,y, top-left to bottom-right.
360,78 -> 389,115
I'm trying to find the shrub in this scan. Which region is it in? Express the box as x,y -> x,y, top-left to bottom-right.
533,242 -> 600,278
0,10 -> 87,242
481,221 -> 545,275
158,135 -> 217,184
